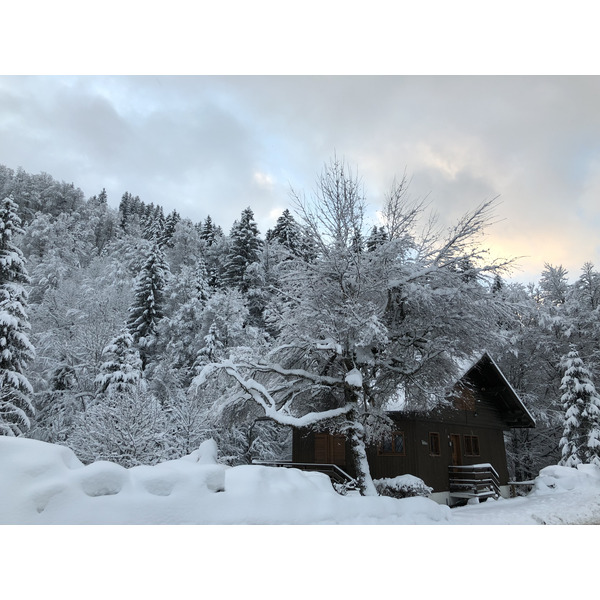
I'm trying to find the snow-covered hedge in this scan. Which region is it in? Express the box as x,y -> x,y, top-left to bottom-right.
374,474 -> 433,499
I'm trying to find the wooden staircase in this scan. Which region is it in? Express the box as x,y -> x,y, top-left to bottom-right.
448,464 -> 501,501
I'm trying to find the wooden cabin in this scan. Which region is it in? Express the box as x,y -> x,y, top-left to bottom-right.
291,352 -> 535,505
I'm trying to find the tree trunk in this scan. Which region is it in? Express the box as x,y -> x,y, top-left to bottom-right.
347,411 -> 377,496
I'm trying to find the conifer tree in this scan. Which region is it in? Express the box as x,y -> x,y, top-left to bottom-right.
127,242 -> 170,362
159,210 -> 180,248
97,187 -> 108,205
266,209 -> 303,256
366,225 -> 388,252
224,207 -> 262,291
119,191 -> 133,230
0,195 -> 35,436
194,322 -> 224,370
558,345 -> 600,467
200,215 -> 217,245
96,330 -> 143,395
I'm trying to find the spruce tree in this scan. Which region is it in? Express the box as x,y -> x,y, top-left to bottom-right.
0,195 -> 35,436
266,209 -> 303,256
159,210 -> 180,248
558,345 -> 600,467
224,207 -> 262,291
194,322 -> 224,370
119,191 -> 133,230
366,225 -> 388,251
127,242 -> 170,361
200,215 -> 217,245
96,330 -> 143,395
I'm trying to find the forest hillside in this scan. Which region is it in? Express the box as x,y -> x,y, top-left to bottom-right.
2,160 -> 600,486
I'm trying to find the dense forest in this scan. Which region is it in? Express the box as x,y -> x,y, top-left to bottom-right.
1,160 -> 599,492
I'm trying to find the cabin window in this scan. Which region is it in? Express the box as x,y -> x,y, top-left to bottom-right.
379,431 -> 405,456
428,432 -> 441,456
464,435 -> 480,456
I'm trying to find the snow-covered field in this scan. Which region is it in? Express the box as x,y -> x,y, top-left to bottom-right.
3,436 -> 598,598
2,435 -> 600,525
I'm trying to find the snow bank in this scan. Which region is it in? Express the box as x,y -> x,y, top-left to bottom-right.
450,462 -> 600,525
0,436 -> 450,525
531,463 -> 600,495
3,437 -> 600,525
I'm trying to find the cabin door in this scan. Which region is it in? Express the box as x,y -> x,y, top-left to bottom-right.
314,433 -> 346,466
450,434 -> 462,466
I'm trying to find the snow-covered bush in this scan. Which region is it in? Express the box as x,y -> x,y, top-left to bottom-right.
374,474 -> 432,498
68,384 -> 168,467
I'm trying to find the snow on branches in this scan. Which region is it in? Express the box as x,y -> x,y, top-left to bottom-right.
558,345 -> 600,468
0,196 -> 35,436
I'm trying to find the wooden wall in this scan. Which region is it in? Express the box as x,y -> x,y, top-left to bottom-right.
368,416 -> 510,492
291,358 -> 527,492
293,415 -> 510,493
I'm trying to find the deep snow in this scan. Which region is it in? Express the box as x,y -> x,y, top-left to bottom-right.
2,435 -> 600,525
3,436 -> 598,599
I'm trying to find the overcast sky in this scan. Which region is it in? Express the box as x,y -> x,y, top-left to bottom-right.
1,75 -> 599,284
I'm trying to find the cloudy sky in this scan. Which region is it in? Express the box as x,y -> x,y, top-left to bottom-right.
1,75 -> 599,284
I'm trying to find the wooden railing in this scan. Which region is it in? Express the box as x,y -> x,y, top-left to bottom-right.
448,463 -> 501,499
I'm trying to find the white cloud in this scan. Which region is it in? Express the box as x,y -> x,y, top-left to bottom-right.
253,170 -> 274,189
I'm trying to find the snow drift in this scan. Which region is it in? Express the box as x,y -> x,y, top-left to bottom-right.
0,436 -> 450,525
2,436 -> 600,525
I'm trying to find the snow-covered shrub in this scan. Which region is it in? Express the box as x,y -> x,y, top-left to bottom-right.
68,384 -> 168,468
374,474 -> 432,499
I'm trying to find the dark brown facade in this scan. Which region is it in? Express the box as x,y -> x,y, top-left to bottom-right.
292,352 -> 535,494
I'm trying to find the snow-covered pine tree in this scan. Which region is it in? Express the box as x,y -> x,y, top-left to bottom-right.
199,215 -> 223,246
558,345 -> 600,467
194,322 -> 224,370
366,225 -> 388,252
265,209 -> 304,257
142,207 -> 166,243
70,324 -> 166,465
223,207 -> 262,292
96,330 -> 143,395
0,195 -> 36,436
127,242 -> 170,363
158,210 -> 180,248
118,191 -> 134,230
156,264 -> 212,384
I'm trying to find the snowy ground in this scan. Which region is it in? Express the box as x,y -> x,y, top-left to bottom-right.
3,436 -> 598,598
2,436 -> 600,525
